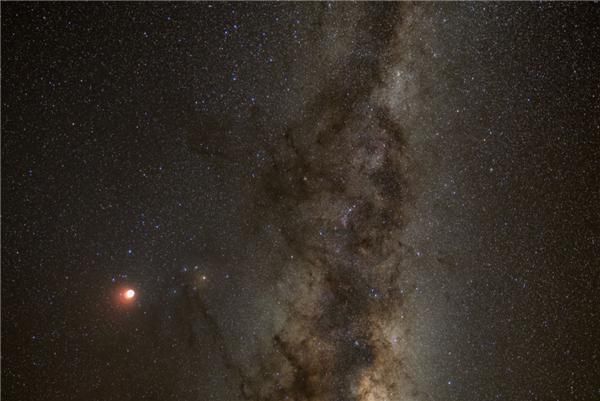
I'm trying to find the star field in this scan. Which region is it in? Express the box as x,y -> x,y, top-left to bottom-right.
2,3 -> 600,401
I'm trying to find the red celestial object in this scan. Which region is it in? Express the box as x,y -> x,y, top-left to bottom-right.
119,287 -> 136,303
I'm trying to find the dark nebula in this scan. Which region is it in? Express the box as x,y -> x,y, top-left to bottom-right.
186,7 -> 424,400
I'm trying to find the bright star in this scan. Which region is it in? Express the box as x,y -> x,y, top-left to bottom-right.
120,288 -> 136,304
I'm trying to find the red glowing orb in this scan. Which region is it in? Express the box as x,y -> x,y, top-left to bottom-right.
120,288 -> 136,303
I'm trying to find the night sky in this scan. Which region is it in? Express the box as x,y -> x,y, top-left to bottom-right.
2,3 -> 600,401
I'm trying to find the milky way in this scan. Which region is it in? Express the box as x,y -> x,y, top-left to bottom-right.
189,5 -> 441,400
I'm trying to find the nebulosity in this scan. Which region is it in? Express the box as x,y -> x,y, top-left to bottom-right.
200,5 -> 440,401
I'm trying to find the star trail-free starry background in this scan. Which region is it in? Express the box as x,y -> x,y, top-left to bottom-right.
2,3 -> 600,401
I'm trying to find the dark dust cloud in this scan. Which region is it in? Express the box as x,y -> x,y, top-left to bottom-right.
2,3 -> 599,401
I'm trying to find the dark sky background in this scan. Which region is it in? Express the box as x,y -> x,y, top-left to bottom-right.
2,3 -> 599,401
